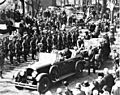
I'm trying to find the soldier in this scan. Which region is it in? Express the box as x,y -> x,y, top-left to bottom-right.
41,36 -> 47,52
22,36 -> 29,62
0,39 -> 5,78
8,38 -> 15,64
2,37 -> 9,59
30,36 -> 37,60
46,35 -> 53,53
61,10 -> 67,25
57,33 -> 63,50
67,32 -> 72,49
63,32 -> 67,49
15,38 -> 21,63
52,34 -> 57,48
72,32 -> 77,47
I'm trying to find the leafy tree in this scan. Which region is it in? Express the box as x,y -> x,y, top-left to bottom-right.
25,0 -> 41,17
101,0 -> 107,16
20,0 -> 25,16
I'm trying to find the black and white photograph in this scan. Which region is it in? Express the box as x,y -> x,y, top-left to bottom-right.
0,0 -> 120,95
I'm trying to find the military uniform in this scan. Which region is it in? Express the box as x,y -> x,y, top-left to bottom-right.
41,36 -> 47,52
67,32 -> 72,49
0,43 -> 5,78
72,32 -> 77,47
62,33 -> 67,49
22,38 -> 29,62
47,35 -> 52,53
30,37 -> 37,60
2,37 -> 9,59
15,40 -> 21,63
57,34 -> 63,50
52,34 -> 57,48
8,41 -> 15,64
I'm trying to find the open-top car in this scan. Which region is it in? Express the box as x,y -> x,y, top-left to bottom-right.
13,52 -> 86,94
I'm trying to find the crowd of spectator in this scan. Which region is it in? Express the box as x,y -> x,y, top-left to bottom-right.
44,67 -> 120,95
0,9 -> 22,23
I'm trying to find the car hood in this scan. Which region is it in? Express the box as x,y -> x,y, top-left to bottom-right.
29,61 -> 51,70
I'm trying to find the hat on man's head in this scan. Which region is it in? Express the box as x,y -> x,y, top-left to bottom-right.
98,72 -> 104,77
82,81 -> 90,87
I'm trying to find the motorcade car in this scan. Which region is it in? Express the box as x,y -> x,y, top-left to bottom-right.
13,52 -> 85,94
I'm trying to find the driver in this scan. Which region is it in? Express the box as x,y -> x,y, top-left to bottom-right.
61,47 -> 72,59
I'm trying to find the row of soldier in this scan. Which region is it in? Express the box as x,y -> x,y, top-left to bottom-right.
1,5 -> 113,70
2,29 -> 84,64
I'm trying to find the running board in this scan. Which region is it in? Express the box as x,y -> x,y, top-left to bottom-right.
53,72 -> 76,82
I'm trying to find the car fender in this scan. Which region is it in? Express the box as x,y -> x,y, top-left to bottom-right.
36,73 -> 49,82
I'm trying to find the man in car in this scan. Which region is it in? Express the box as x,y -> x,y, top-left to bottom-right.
61,47 -> 72,59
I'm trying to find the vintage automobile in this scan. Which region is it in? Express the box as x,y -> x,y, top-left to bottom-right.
13,52 -> 86,94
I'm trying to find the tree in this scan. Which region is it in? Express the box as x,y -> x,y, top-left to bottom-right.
25,0 -> 41,17
20,0 -> 25,16
101,0 -> 107,16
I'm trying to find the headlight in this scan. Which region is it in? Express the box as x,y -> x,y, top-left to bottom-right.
32,70 -> 38,78
20,70 -> 25,76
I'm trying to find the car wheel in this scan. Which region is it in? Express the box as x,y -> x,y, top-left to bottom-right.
15,74 -> 24,90
37,75 -> 51,94
49,66 -> 59,81
75,60 -> 84,73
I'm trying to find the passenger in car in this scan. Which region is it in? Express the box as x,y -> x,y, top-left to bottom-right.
71,46 -> 81,58
61,47 -> 72,59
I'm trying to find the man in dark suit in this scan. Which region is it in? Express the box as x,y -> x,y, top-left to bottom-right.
102,68 -> 115,93
61,47 -> 72,59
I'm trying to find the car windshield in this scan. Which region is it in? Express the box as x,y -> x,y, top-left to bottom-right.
38,53 -> 58,65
